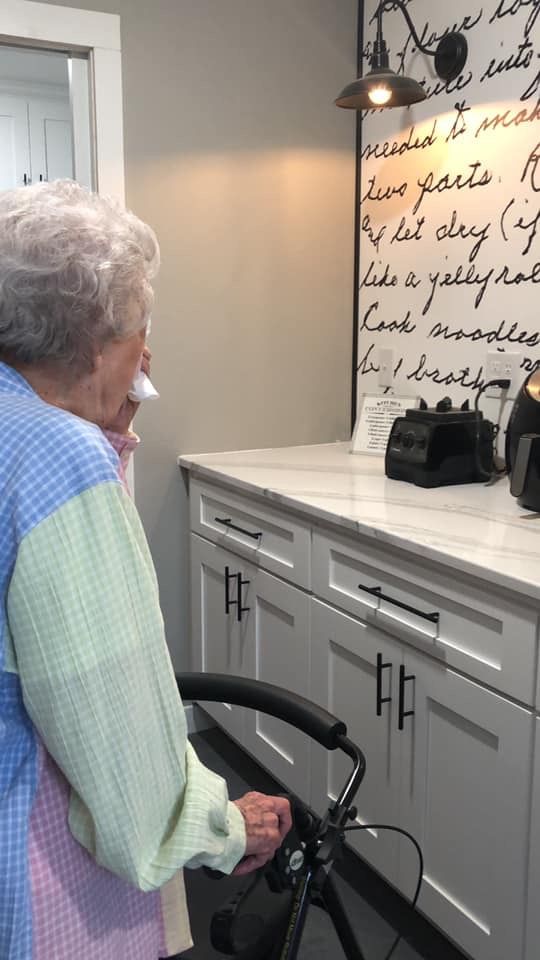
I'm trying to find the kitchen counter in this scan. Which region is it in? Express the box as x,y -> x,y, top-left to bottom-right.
178,441 -> 540,603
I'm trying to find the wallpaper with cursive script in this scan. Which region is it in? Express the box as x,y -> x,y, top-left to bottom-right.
356,0 -> 539,430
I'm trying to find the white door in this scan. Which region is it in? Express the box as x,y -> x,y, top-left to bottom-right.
525,718 -> 540,960
243,569 -> 311,799
28,98 -> 73,182
310,599 -> 402,884
399,649 -> 534,960
190,533 -> 252,744
0,94 -> 30,189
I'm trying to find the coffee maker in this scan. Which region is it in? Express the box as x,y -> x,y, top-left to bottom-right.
506,370 -> 540,511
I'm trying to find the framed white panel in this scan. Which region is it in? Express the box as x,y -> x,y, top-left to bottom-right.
0,2 -> 124,200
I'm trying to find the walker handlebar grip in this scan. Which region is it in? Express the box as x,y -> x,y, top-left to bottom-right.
176,673 -> 347,750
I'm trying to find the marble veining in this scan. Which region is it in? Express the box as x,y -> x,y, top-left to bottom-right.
178,442 -> 540,601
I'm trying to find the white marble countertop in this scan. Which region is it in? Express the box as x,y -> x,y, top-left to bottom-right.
178,442 -> 540,602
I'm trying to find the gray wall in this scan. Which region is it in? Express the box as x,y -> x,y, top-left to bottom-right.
38,0 -> 358,667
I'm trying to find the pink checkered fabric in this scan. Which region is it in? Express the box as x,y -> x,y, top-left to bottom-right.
28,739 -> 167,959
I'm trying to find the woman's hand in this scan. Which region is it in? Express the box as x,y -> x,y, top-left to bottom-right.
232,792 -> 292,875
104,346 -> 152,435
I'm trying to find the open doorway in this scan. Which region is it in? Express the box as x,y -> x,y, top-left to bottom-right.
0,42 -> 94,191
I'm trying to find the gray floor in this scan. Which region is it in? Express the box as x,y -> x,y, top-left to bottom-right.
177,728 -> 468,960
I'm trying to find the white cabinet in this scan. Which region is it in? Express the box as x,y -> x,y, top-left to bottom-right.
311,598 -> 402,883
0,93 -> 72,189
401,647 -> 533,960
313,530 -> 538,705
310,598 -> 534,960
190,479 -> 311,588
0,94 -> 30,189
525,719 -> 540,960
190,532 -> 311,798
186,472 -> 539,960
241,566 -> 311,798
191,533 -> 249,742
28,98 -> 74,181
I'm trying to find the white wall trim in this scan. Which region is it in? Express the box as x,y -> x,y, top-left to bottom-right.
0,1 -> 120,52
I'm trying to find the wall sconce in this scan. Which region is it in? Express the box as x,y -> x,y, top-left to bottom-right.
336,0 -> 468,110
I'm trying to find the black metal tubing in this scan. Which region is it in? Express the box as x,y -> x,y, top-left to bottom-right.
177,673 -> 348,751
376,653 -> 392,716
375,0 -> 436,56
398,664 -> 415,731
350,0 -> 364,436
358,583 -> 440,624
214,516 -> 263,541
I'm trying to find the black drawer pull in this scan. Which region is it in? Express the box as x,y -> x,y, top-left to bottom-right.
376,653 -> 392,716
214,517 -> 262,541
358,583 -> 439,625
398,664 -> 415,731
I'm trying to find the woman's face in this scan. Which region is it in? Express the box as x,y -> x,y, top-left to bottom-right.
97,323 -> 147,426
85,294 -> 149,427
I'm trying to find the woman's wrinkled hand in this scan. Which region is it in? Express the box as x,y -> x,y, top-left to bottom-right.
232,792 -> 292,876
104,346 -> 152,435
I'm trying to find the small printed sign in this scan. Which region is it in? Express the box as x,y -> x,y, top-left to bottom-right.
351,394 -> 418,456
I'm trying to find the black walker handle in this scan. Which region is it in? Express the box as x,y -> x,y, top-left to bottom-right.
176,673 -> 347,751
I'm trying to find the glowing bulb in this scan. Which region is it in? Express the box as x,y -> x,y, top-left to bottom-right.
368,85 -> 392,106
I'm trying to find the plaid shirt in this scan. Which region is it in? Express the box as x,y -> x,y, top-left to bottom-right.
0,361 -> 245,960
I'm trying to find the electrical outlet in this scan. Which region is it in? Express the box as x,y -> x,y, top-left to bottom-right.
485,351 -> 522,399
378,348 -> 393,388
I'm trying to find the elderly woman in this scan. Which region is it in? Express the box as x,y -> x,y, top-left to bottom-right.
0,180 -> 290,960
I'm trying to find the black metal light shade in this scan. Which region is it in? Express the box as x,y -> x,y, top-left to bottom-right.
335,67 -> 427,110
335,0 -> 469,112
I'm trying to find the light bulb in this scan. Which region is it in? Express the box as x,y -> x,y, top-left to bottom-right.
368,85 -> 392,106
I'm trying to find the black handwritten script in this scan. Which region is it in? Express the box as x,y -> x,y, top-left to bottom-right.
412,162 -> 492,216
356,0 -> 540,416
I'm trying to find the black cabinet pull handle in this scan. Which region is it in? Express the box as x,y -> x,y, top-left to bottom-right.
224,565 -> 235,615
214,517 -> 263,541
224,567 -> 250,621
358,583 -> 439,625
398,664 -> 415,731
376,653 -> 392,716
236,575 -> 250,622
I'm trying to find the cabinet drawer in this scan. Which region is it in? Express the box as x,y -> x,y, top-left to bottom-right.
313,531 -> 538,705
190,480 -> 311,589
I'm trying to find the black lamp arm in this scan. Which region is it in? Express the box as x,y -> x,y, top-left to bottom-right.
374,0 -> 438,58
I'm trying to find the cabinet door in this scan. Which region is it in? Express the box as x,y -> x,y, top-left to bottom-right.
190,533 -> 253,744
525,719 -> 540,960
243,570 -> 311,799
399,650 -> 533,960
0,94 -> 30,189
28,98 -> 73,182
310,599 -> 401,884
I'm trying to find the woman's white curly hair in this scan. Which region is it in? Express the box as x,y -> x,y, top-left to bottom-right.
0,179 -> 160,372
